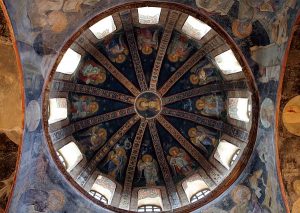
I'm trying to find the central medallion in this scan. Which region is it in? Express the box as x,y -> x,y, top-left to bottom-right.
134,91 -> 162,119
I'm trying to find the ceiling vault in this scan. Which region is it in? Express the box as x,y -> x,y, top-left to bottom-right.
51,80 -> 135,104
76,115 -> 141,186
119,119 -> 148,210
50,107 -> 136,143
75,35 -> 141,96
148,119 -> 181,208
149,10 -> 179,91
162,81 -> 247,105
161,108 -> 249,142
158,35 -> 224,96
120,10 -> 148,91
156,115 -> 223,184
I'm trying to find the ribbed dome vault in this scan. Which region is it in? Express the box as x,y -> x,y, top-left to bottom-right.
43,4 -> 258,213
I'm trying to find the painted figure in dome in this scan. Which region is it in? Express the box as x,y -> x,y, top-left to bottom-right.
78,60 -> 106,85
190,67 -> 219,86
136,97 -> 161,113
167,147 -> 193,177
104,146 -> 127,179
188,126 -> 218,154
137,154 -> 159,186
79,126 -> 107,150
195,95 -> 225,118
104,35 -> 129,64
69,95 -> 99,119
137,28 -> 159,55
167,34 -> 192,63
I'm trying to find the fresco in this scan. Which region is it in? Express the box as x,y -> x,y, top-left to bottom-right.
0,6 -> 23,212
278,25 -> 300,213
282,95 -> 300,136
75,60 -> 107,86
69,95 -> 99,120
2,0 -> 300,212
195,95 -> 226,118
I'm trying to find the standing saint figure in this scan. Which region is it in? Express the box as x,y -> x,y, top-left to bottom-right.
167,147 -> 193,177
137,154 -> 159,186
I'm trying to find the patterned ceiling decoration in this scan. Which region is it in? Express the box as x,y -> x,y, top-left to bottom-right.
44,6 -> 257,212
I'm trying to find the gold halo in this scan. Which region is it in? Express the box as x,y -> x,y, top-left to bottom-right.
142,154 -> 153,162
168,54 -> 178,63
196,99 -> 205,110
90,102 -> 99,113
136,97 -> 148,111
142,46 -> 153,55
232,19 -> 253,39
188,128 -> 197,138
115,147 -> 126,156
115,54 -> 126,63
169,147 -> 179,155
190,74 -> 199,85
97,71 -> 106,84
98,128 -> 107,139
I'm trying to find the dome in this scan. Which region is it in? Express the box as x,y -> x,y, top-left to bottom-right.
43,4 -> 258,212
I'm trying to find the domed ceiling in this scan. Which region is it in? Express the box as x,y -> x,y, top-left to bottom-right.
44,5 -> 257,212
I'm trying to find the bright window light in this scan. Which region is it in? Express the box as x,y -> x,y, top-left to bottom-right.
48,98 -> 68,124
182,174 -> 209,202
214,50 -> 242,75
91,175 -> 116,204
58,142 -> 83,172
214,140 -> 240,170
182,16 -> 211,40
138,7 -> 161,24
228,98 -> 250,122
138,188 -> 163,210
89,16 -> 116,39
56,48 -> 81,75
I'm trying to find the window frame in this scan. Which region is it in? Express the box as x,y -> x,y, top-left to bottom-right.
137,205 -> 162,212
89,190 -> 109,204
190,189 -> 210,203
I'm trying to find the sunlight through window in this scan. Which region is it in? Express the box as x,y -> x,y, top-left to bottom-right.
228,98 -> 250,122
90,175 -> 116,204
182,174 -> 209,202
138,7 -> 161,24
182,16 -> 211,40
89,16 -> 116,39
214,50 -> 242,74
58,142 -> 83,172
56,48 -> 81,74
48,98 -> 68,124
214,140 -> 240,170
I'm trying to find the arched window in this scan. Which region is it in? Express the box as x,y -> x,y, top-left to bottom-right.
57,142 -> 83,172
56,48 -> 81,75
89,190 -> 108,204
48,98 -> 68,124
182,16 -> 211,40
56,151 -> 66,168
137,205 -> 162,212
190,189 -> 210,203
228,98 -> 250,122
182,174 -> 210,202
138,7 -> 161,24
214,50 -> 242,75
214,140 -> 240,170
138,189 -> 163,212
90,175 -> 116,204
89,16 -> 116,39
230,149 -> 241,166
